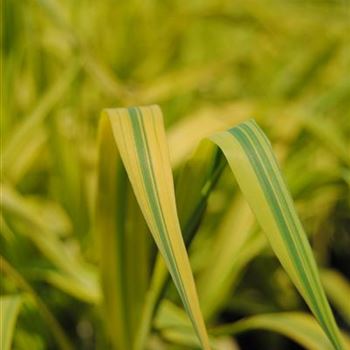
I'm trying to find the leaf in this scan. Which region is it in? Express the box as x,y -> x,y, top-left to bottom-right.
0,256 -> 74,350
322,269 -> 350,325
98,106 -> 344,350
155,301 -> 239,350
156,303 -> 350,350
46,113 -> 90,241
41,270 -> 100,304
96,113 -> 154,349
0,185 -> 100,304
2,64 -> 79,182
0,295 -> 22,350
134,138 -> 223,350
196,196 -> 264,319
212,312 -> 350,350
210,119 -> 344,350
301,115 -> 350,166
99,106 -> 211,350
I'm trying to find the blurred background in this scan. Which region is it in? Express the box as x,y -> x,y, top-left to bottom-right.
2,0 -> 350,349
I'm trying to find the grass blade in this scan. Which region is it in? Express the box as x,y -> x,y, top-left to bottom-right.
0,256 -> 74,350
0,295 -> 22,350
100,106 -> 211,350
210,119 -> 344,350
96,114 -> 155,349
212,312 -> 350,350
1,185 -> 100,303
156,303 -> 350,350
134,138 -> 224,349
196,196 -> 261,319
322,269 -> 350,325
98,106 -> 343,350
155,300 -> 238,350
2,64 -> 79,182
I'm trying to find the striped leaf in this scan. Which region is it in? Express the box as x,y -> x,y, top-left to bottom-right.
134,138 -> 222,349
0,295 -> 22,350
98,106 -> 344,350
210,120 -> 344,350
99,106 -> 210,349
96,115 -> 152,349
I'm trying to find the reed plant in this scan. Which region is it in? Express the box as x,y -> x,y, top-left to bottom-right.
1,0 -> 350,349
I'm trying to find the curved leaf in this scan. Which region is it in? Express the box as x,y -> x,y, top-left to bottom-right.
209,120 -> 344,349
98,105 -> 344,350
212,312 -> 350,350
98,106 -> 210,350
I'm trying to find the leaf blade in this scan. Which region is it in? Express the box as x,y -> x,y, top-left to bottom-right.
210,120 -> 344,350
98,106 -> 343,350
0,295 -> 22,350
212,312 -> 350,350
102,105 -> 211,350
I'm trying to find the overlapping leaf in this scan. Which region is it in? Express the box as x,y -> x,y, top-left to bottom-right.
98,105 -> 344,349
99,106 -> 211,349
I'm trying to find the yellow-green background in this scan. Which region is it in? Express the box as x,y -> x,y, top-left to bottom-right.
2,0 -> 350,349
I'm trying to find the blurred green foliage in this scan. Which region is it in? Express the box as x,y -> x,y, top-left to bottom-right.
1,0 -> 350,349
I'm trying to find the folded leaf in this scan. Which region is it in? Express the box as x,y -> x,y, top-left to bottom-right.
96,115 -> 152,349
98,106 -> 210,349
98,105 -> 344,350
210,120 -> 344,350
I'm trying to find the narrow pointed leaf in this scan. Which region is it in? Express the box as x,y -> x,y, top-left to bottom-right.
0,295 -> 22,350
98,106 -> 343,350
99,106 -> 211,350
96,116 -> 152,349
156,303 -> 350,350
1,185 -> 100,303
134,139 -> 222,350
212,313 -> 350,350
0,257 -> 74,350
210,120 -> 344,350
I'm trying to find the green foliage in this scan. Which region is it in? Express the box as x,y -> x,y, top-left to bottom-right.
2,0 -> 350,349
1,295 -> 22,350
